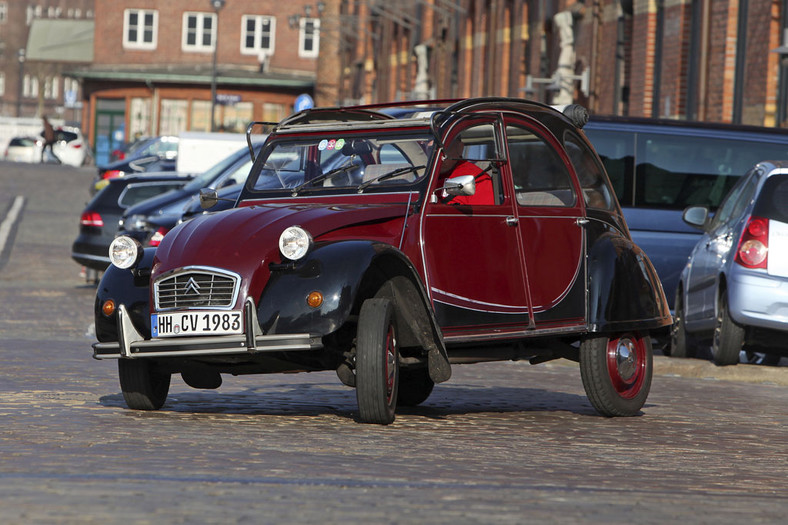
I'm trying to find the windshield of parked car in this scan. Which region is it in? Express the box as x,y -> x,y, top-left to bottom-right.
247,131 -> 434,193
183,147 -> 250,192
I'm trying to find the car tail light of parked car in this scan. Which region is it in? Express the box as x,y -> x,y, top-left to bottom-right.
148,227 -> 169,247
80,211 -> 104,228
735,216 -> 768,269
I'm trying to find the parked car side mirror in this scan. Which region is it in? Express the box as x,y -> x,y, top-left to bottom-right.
683,206 -> 710,230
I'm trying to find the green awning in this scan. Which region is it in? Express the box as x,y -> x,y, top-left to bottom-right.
67,68 -> 314,89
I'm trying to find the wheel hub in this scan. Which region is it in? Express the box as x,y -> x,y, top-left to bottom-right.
615,338 -> 637,382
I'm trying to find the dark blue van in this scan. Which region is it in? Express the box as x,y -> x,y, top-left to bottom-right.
584,116 -> 788,312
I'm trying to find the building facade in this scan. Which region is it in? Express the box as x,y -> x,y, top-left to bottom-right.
325,0 -> 788,127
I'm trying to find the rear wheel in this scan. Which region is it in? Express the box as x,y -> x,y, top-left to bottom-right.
355,298 -> 399,424
669,291 -> 696,358
712,292 -> 744,366
118,359 -> 170,410
397,368 -> 434,407
580,332 -> 652,417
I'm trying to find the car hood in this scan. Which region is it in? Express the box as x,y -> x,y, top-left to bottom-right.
152,201 -> 411,297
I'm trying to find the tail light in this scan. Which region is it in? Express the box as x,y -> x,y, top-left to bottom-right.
148,227 -> 169,247
80,211 -> 104,227
734,216 -> 768,269
101,169 -> 125,180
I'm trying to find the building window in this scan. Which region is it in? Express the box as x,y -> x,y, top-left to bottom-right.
241,15 -> 276,57
124,9 -> 157,50
0,73 -> 5,96
44,76 -> 59,100
299,18 -> 320,58
183,12 -> 216,52
23,75 -> 39,98
0,3 -> 7,24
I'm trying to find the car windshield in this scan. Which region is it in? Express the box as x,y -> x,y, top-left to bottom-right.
247,131 -> 434,193
183,147 -> 249,192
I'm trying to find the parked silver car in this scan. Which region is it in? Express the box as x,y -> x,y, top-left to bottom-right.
670,161 -> 788,365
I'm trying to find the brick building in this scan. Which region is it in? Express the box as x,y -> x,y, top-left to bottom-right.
69,0 -> 321,163
328,0 -> 788,126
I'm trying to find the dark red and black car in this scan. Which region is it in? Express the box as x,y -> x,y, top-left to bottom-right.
93,98 -> 671,424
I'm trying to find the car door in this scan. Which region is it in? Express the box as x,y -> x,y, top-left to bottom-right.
504,118 -> 586,328
684,169 -> 759,326
422,116 -> 530,336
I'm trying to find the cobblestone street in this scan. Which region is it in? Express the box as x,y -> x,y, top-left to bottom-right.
1,162 -> 786,524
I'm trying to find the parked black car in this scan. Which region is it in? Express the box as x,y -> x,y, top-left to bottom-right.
92,136 -> 180,194
72,173 -> 193,271
119,143 -> 263,246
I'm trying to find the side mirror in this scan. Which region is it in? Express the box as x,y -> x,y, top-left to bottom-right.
443,175 -> 476,196
683,206 -> 710,230
199,188 -> 219,209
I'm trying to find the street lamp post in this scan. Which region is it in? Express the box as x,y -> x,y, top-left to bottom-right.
210,0 -> 226,132
16,48 -> 26,117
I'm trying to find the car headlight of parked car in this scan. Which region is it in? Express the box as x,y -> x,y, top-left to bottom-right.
279,226 -> 312,261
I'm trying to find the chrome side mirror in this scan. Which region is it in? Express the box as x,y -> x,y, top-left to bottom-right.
443,175 -> 476,197
199,188 -> 219,209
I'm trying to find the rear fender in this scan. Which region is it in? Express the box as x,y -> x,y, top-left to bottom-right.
586,221 -> 672,333
94,248 -> 155,342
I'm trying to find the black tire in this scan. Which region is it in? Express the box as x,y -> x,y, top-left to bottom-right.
712,291 -> 743,366
579,332 -> 653,417
356,298 -> 399,424
669,291 -> 696,358
118,359 -> 171,410
397,368 -> 434,407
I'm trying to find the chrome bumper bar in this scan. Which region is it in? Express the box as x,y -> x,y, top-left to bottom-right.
92,299 -> 323,360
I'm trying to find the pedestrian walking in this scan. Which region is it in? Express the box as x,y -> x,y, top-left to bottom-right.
41,116 -> 61,164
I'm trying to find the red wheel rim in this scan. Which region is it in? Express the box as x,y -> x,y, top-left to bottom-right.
606,333 -> 646,399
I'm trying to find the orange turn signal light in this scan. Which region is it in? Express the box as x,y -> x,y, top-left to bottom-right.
102,299 -> 116,317
306,291 -> 324,308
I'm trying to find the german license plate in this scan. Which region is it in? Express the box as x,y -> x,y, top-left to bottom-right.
152,311 -> 243,338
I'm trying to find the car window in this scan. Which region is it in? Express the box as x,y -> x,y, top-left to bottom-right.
250,132 -> 433,192
507,125 -> 575,207
119,182 -> 184,207
582,129 -> 633,204
564,131 -> 617,211
753,173 -> 788,224
709,168 -> 758,229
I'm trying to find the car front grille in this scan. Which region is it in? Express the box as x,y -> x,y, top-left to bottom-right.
154,268 -> 241,310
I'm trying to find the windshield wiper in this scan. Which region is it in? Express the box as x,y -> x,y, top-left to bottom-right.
291,162 -> 359,196
356,165 -> 425,193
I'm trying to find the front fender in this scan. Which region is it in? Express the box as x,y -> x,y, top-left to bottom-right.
94,248 -> 156,342
257,241 -> 376,336
586,222 -> 672,333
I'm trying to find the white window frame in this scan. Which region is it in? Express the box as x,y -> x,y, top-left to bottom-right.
240,15 -> 276,57
182,12 -> 216,53
298,18 -> 320,58
123,9 -> 158,50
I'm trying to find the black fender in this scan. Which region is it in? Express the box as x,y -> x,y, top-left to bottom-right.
94,248 -> 156,342
257,240 -> 451,382
586,220 -> 672,333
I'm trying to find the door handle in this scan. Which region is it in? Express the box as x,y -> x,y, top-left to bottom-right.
506,216 -> 519,226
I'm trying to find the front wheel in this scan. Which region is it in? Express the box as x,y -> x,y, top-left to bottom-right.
118,359 -> 171,410
580,332 -> 653,417
712,292 -> 744,366
355,298 -> 399,424
669,291 -> 696,358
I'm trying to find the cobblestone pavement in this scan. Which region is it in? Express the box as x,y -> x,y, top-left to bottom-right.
1,162 -> 786,524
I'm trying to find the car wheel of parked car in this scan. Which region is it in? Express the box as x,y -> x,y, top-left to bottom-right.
669,292 -> 696,358
579,332 -> 652,417
712,291 -> 744,366
355,298 -> 399,424
118,359 -> 171,410
397,367 -> 434,407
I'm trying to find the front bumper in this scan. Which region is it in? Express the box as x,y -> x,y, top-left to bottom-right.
93,299 -> 323,359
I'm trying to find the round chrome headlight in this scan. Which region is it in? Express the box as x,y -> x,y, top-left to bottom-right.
279,226 -> 312,261
109,236 -> 143,269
